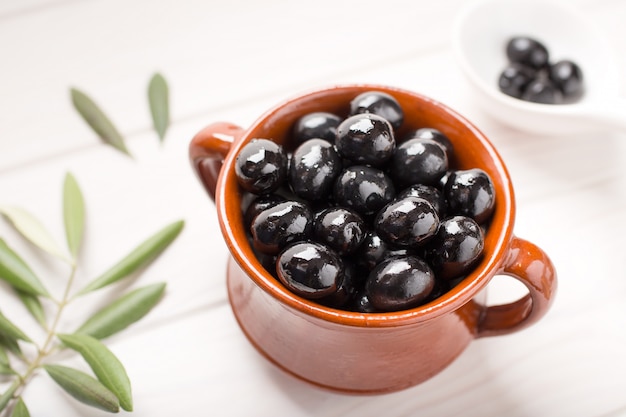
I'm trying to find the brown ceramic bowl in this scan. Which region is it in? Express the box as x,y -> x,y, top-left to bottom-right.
189,84 -> 557,394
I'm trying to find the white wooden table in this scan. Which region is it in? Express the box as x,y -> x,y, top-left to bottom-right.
1,0 -> 625,416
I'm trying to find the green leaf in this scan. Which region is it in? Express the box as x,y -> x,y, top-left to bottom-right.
70,87 -> 131,157
16,290 -> 47,329
57,333 -> 132,411
0,380 -> 19,412
76,282 -> 166,339
0,335 -> 22,358
0,362 -> 14,375
63,173 -> 85,260
0,206 -> 71,264
0,238 -> 50,297
0,310 -> 32,343
76,220 -> 183,295
148,73 -> 170,141
0,344 -> 8,365
43,364 -> 120,413
11,397 -> 30,417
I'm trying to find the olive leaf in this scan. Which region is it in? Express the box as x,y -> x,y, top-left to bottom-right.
0,310 -> 32,343
57,333 -> 132,411
11,397 -> 30,417
76,282 -> 165,340
148,73 -> 170,142
0,206 -> 71,264
16,290 -> 47,330
76,220 -> 183,296
0,238 -> 50,297
63,173 -> 85,260
70,87 -> 131,157
0,346 -> 14,375
57,333 -> 133,411
0,335 -> 22,358
0,362 -> 14,375
0,344 -> 8,365
43,364 -> 120,413
0,380 -> 19,411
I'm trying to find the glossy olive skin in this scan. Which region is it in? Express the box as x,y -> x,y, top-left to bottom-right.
276,241 -> 344,299
349,91 -> 404,129
354,230 -> 389,271
445,169 -> 496,224
389,138 -> 448,188
522,78 -> 564,104
506,36 -> 549,70
335,113 -> 395,167
423,216 -> 484,281
333,166 -> 395,217
348,290 -> 378,313
397,184 -> 446,217
314,207 -> 366,255
549,60 -> 584,99
498,63 -> 537,99
404,127 -> 455,161
319,263 -> 358,308
250,201 -> 313,254
244,194 -> 286,228
365,255 -> 435,312
374,197 -> 439,247
289,139 -> 342,201
292,112 -> 342,145
235,138 -> 288,194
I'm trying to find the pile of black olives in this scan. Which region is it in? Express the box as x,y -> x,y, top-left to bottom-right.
498,36 -> 584,104
235,91 -> 496,313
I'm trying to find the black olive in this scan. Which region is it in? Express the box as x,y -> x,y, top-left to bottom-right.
506,36 -> 549,70
292,112 -> 342,145
521,78 -> 564,104
423,216 -> 484,281
498,63 -> 537,99
444,169 -> 496,224
374,196 -> 439,247
349,90 -> 404,129
365,255 -> 435,311
549,60 -> 584,99
333,166 -> 395,217
397,184 -> 446,217
289,138 -> 342,201
235,138 -> 288,194
250,201 -> 313,254
389,138 -> 448,188
276,241 -> 345,299
313,207 -> 366,255
335,113 -> 395,167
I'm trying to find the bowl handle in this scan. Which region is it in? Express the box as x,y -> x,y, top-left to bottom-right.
477,236 -> 557,338
189,122 -> 243,200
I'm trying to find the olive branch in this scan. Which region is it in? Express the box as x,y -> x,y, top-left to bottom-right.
0,173 -> 183,415
0,71 -> 179,415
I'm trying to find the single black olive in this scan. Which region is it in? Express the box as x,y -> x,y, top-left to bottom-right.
423,216 -> 484,281
276,241 -> 345,299
250,201 -> 313,254
235,138 -> 288,194
349,90 -> 404,129
288,138 -> 342,201
292,112 -> 342,145
335,113 -> 396,167
365,255 -> 435,311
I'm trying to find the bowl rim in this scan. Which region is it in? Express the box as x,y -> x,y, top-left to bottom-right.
215,83 -> 516,328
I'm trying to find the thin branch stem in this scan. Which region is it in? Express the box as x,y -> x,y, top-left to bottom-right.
0,262 -> 78,416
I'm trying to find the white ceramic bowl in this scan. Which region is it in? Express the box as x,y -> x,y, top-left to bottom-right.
452,0 -> 626,135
